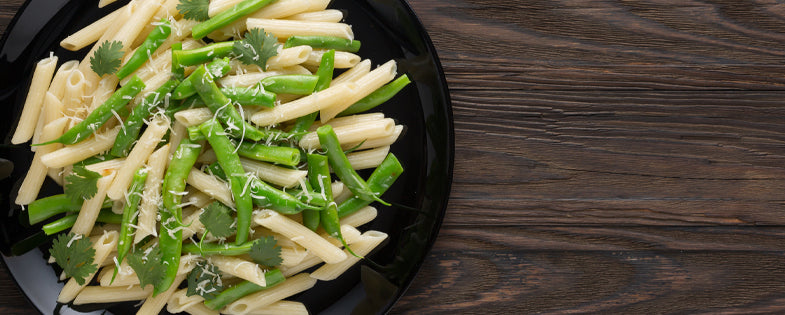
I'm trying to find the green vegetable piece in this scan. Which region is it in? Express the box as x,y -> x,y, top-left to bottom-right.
290,50 -> 334,140
113,167 -> 149,282
187,260 -> 224,299
177,0 -> 210,21
284,36 -> 361,53
337,153 -> 403,217
64,165 -> 102,205
339,74 -> 411,117
249,178 -> 321,214
191,0 -> 276,40
116,19 -> 171,79
90,40 -> 124,76
203,270 -> 285,310
172,57 -> 232,100
249,236 -> 282,267
127,245 -> 166,289
233,28 -> 280,69
42,210 -> 121,235
200,201 -> 237,238
237,141 -> 301,166
28,194 -> 113,225
110,79 -> 180,157
259,75 -> 318,95
221,86 -> 276,107
49,233 -> 97,285
182,241 -> 253,256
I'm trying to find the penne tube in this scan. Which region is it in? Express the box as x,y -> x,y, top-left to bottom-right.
208,0 -> 244,17
251,82 -> 356,126
57,231 -> 119,303
32,92 -> 65,150
79,2 -> 135,91
239,158 -> 307,188
62,69 -> 88,119
210,256 -> 268,287
135,144 -> 170,243
137,273 -> 187,315
246,18 -> 354,40
280,246 -> 309,267
209,0 -> 313,41
12,55 -> 58,144
111,0 -> 160,54
346,146 -> 391,170
40,126 -> 122,169
169,121 -> 188,158
279,254 -> 322,277
304,50 -> 360,69
339,206 -> 378,228
84,157 -> 126,174
299,118 -> 396,150
71,172 -> 116,235
131,0 -> 182,47
98,260 -> 138,287
320,60 -> 396,122
187,168 -> 233,206
310,230 -> 388,281
254,210 -> 346,264
61,5 -> 126,51
343,124 -> 403,151
88,75 -> 120,112
167,289 -> 214,314
106,115 -> 169,200
309,113 -> 385,131
306,0 -> 331,11
284,9 -> 344,23
225,273 -> 317,315
266,45 -> 312,70
331,59 -> 371,86
174,107 -> 213,127
48,60 -> 79,99
74,285 -> 151,305
15,118 -> 68,205
246,300 -> 309,315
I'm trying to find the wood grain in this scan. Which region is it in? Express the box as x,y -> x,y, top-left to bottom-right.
2,0 -> 785,314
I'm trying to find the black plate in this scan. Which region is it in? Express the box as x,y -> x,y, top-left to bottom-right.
0,0 -> 453,314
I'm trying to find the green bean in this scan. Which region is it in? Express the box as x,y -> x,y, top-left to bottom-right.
182,241 -> 253,256
303,154 -> 328,231
158,138 -> 202,295
337,153 -> 403,217
339,74 -> 411,117
260,75 -> 319,95
203,270 -> 285,310
199,119 -> 253,245
113,167 -> 148,282
116,19 -> 171,79
171,42 -> 184,80
284,36 -> 361,53
187,125 -> 206,141
191,0 -> 276,40
237,142 -> 300,166
172,42 -> 235,67
28,194 -> 112,225
41,210 -> 122,235
38,76 -> 145,145
205,161 -> 227,180
221,86 -> 276,107
172,58 -> 232,100
249,178 -> 321,214
307,154 -> 347,242
110,79 -> 180,157
287,188 -> 327,207
317,125 -> 388,205
290,50 -> 334,139
190,65 -> 267,141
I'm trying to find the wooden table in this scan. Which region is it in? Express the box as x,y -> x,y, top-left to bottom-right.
4,0 -> 785,314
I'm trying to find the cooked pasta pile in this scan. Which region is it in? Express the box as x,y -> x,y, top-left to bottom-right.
11,0 -> 409,314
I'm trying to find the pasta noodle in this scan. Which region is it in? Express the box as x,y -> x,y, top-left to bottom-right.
12,55 -> 57,144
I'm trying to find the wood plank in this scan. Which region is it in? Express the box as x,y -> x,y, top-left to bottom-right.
390,226 -> 785,314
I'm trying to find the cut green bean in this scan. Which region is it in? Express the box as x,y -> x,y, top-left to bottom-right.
284,36 -> 361,53
249,178 -> 321,214
28,194 -> 112,225
237,142 -> 300,166
182,241 -> 253,256
110,79 -> 179,157
158,138 -> 202,295
191,0 -> 276,40
307,153 -> 347,246
260,75 -> 319,95
172,57 -> 232,100
199,119 -> 253,245
42,210 -> 122,235
221,86 -> 276,107
203,270 -> 285,310
38,76 -> 145,145
113,167 -> 148,282
171,42 -> 184,80
337,153 -> 403,217
190,65 -> 268,141
291,50 -> 334,140
116,19 -> 171,79
317,124 -> 388,205
187,125 -> 206,141
288,188 -> 327,207
172,41 -> 235,67
338,74 -> 410,117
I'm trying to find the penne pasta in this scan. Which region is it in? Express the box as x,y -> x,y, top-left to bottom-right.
12,55 -> 58,144
246,18 -> 354,40
224,273 -> 317,315
254,210 -> 347,264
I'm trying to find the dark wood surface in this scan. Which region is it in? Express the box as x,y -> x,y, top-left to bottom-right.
4,0 -> 785,314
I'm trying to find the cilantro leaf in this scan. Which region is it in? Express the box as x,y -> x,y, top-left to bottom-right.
126,245 -> 166,289
232,28 -> 280,69
177,0 -> 210,21
90,40 -> 124,76
64,165 -> 102,204
200,201 -> 236,238
49,233 -> 97,285
249,236 -> 282,267
187,260 -> 224,299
